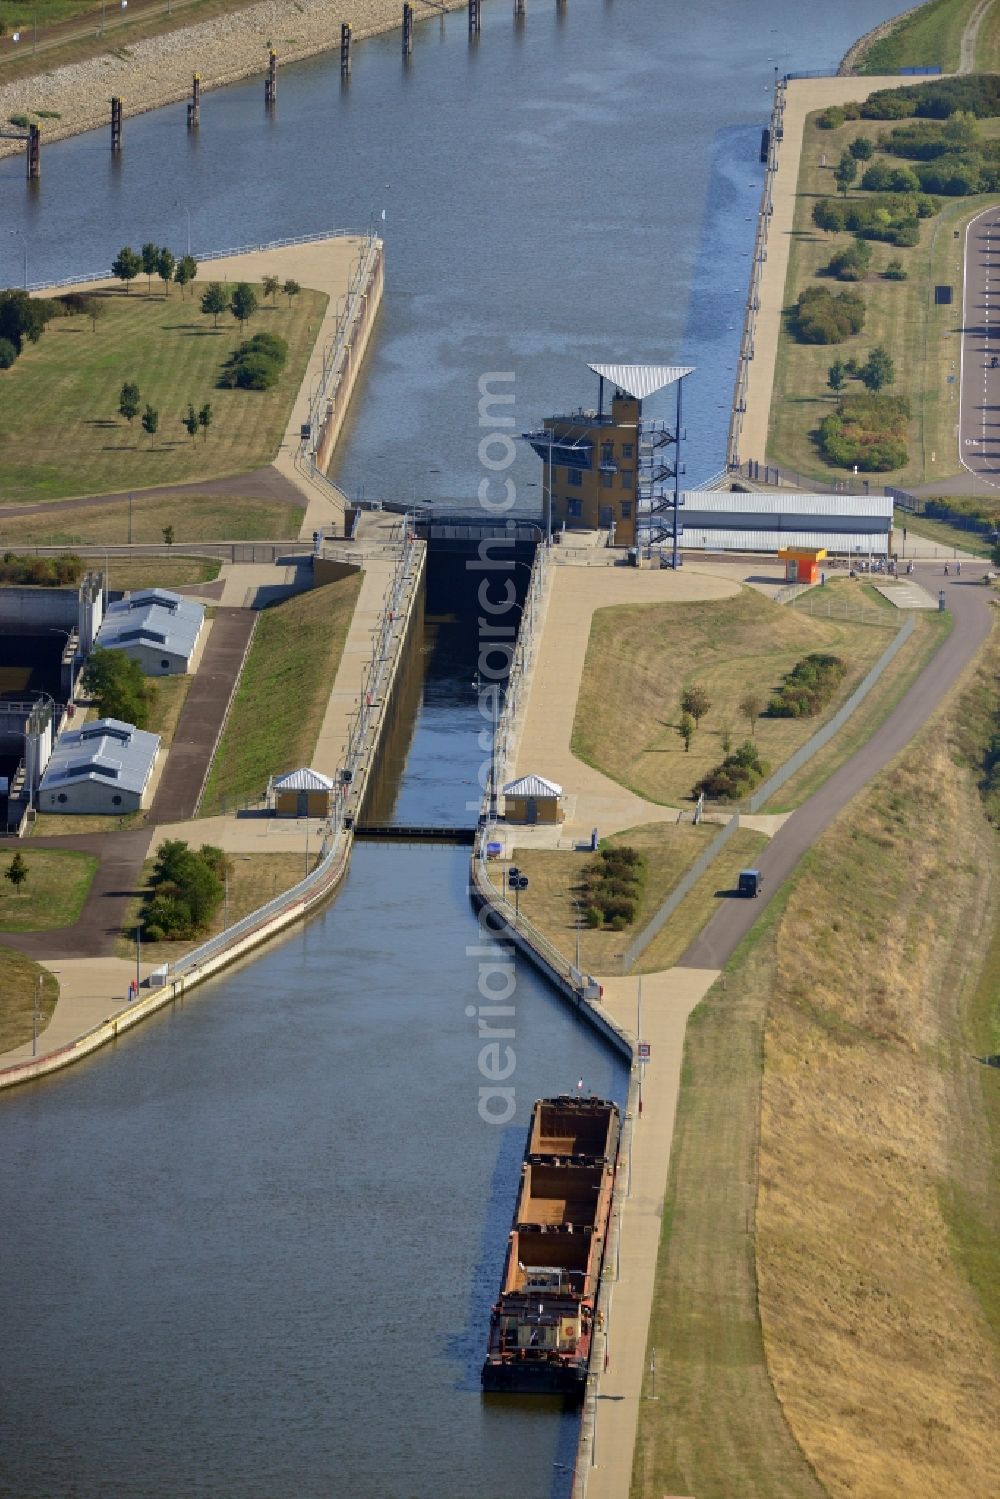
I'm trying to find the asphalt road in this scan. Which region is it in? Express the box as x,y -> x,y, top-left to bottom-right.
681,563 -> 993,969
959,204 -> 1000,492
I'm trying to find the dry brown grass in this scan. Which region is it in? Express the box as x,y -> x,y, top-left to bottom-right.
0,496 -> 300,547
0,947 -> 59,1053
509,822 -> 716,976
757,662 -> 1000,1495
637,826 -> 769,972
572,585 -> 891,807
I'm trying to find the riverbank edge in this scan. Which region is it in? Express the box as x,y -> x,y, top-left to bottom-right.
838,2 -> 925,74
0,0 -> 467,162
0,539 -> 427,1092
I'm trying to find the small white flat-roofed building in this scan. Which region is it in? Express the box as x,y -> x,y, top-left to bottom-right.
96,588 -> 205,675
38,717 -> 160,815
651,491 -> 895,557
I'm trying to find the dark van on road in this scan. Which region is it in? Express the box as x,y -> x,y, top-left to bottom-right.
738,869 -> 763,898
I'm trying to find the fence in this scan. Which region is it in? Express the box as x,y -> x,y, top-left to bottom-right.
726,77 -> 786,470
302,235 -> 382,470
28,227 -> 374,294
791,594 -> 898,626
745,613 -> 915,811
163,521 -> 422,987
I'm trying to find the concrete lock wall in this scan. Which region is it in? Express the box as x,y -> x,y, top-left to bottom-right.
313,242 -> 385,474
0,587 -> 80,630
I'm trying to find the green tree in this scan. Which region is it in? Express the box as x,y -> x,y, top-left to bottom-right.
163,525 -> 175,546
174,254 -> 198,296
680,683 -> 711,725
200,281 -> 228,328
157,247 -> 176,297
141,242 -> 161,293
111,246 -> 141,294
828,358 -> 846,392
0,288 -> 55,352
119,381 -> 141,424
739,690 -> 763,735
141,404 -> 159,441
229,282 -> 258,331
0,336 -> 17,369
834,151 -> 857,197
678,712 -> 695,753
849,135 -> 873,160
82,647 -> 155,728
198,402 -> 213,441
861,345 -> 895,392
5,851 -> 28,895
89,298 -> 106,334
262,274 -> 280,304
282,277 -> 301,307
182,403 -> 199,440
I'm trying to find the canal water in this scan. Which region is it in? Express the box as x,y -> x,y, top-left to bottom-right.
0,2 -> 909,1495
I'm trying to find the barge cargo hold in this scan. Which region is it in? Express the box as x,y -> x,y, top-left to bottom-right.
481,1095 -> 620,1399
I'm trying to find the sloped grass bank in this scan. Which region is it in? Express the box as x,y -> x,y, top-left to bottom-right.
199,572 -> 362,815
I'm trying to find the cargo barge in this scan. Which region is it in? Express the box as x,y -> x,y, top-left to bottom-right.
481,1095 -> 620,1398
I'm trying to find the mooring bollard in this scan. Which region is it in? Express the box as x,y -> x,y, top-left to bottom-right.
469,0 -> 481,34
110,95 -> 123,153
341,21 -> 352,76
514,0 -> 526,16
402,3 -> 413,56
26,122 -> 40,180
265,49 -> 277,105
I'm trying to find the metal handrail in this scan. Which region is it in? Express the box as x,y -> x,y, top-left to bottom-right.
164,520 -> 422,983
28,227 -> 375,294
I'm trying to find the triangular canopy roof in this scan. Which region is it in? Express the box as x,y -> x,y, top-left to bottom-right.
273,767 -> 335,791
503,774 -> 562,798
587,363 -> 694,400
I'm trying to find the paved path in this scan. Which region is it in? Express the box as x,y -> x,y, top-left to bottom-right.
959,0 -> 994,72
149,607 -> 256,823
569,563 -> 994,1499
959,203 -> 1000,492
512,565 -> 742,842
682,563 -> 992,971
0,828 -> 152,959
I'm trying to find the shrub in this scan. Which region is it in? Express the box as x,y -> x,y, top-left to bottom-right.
767,654 -> 847,718
818,391 -> 911,472
0,337 -> 17,369
693,740 -> 768,803
143,839 -> 226,939
883,258 -> 907,280
817,106 -> 845,130
860,161 -> 920,192
812,191 -> 939,241
793,285 -> 866,344
220,330 -> 288,390
824,238 -> 872,281
579,845 -> 646,928
0,551 -> 84,585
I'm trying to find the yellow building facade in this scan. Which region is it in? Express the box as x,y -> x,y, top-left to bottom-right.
543,394 -> 641,548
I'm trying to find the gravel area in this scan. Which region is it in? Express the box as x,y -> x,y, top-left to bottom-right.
0,0 -> 464,158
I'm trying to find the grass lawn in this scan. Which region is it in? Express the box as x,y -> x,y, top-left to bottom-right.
753,656 -> 1000,1498
899,509 -> 993,559
508,822 -> 717,976
631,629 -> 1000,1499
763,605 -> 951,809
858,0 -> 978,72
0,848 -> 96,929
0,496 -> 302,547
766,108 -> 1000,488
0,946 -> 58,1053
115,849 -> 312,966
104,557 -> 222,592
0,285 -> 326,502
572,584 -> 893,808
199,572 -> 363,814
630,906 -> 825,1499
